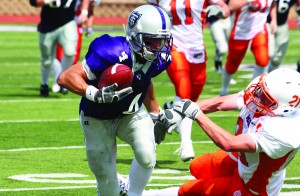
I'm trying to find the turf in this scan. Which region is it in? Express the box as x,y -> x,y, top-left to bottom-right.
0,25 -> 299,195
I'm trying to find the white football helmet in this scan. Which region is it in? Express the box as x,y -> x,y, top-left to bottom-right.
125,5 -> 172,65
90,0 -> 101,6
244,68 -> 300,117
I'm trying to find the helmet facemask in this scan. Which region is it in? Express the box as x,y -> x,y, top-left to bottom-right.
244,74 -> 278,116
130,32 -> 173,62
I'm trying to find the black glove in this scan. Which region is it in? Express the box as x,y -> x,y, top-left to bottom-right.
95,83 -> 133,103
150,108 -> 183,144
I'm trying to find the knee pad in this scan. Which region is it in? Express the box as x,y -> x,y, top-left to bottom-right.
41,59 -> 52,69
218,44 -> 228,55
63,43 -> 76,57
133,141 -> 156,169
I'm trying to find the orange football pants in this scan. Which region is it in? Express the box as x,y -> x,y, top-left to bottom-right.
225,27 -> 269,74
166,48 -> 207,101
178,150 -> 257,196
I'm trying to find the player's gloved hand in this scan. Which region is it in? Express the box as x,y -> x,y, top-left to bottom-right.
203,5 -> 224,18
95,83 -> 133,103
173,99 -> 202,120
150,108 -> 183,144
85,27 -> 94,38
153,121 -> 167,145
44,0 -> 61,7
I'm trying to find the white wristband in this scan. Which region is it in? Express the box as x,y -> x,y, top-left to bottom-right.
86,85 -> 98,102
81,9 -> 88,16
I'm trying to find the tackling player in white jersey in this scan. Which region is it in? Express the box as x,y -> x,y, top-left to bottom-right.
173,68 -> 300,195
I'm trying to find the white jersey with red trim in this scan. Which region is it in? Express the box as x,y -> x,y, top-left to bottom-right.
235,103 -> 300,195
232,0 -> 274,40
147,0 -> 218,63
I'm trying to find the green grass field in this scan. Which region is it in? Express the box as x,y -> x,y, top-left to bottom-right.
0,25 -> 300,195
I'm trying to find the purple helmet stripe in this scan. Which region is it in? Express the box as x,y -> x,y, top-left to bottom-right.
153,6 -> 166,29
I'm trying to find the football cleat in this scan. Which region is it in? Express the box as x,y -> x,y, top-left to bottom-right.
40,84 -> 49,97
174,140 -> 195,162
52,83 -> 68,95
297,60 -> 300,73
117,174 -> 129,196
215,60 -> 223,75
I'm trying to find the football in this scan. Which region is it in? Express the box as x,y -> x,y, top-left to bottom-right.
98,64 -> 134,91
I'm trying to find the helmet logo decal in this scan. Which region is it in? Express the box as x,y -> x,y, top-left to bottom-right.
128,11 -> 142,29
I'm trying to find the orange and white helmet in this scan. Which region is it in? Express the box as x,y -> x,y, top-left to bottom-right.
244,68 -> 300,117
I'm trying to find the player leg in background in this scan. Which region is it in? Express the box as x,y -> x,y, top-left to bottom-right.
53,23 -> 82,94
166,49 -> 206,162
52,44 -> 63,93
220,36 -> 249,96
117,107 -> 156,196
209,17 -> 231,75
267,23 -> 289,72
56,20 -> 78,92
250,30 -> 269,78
39,31 -> 57,97
178,150 -> 237,195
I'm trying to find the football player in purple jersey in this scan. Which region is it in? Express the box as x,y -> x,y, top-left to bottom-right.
267,0 -> 300,72
29,0 -> 89,97
58,5 -> 183,196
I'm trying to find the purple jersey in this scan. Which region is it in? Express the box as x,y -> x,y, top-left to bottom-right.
80,34 -> 171,119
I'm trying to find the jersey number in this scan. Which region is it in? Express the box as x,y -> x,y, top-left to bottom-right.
123,94 -> 142,114
169,0 -> 193,25
278,0 -> 291,13
49,0 -> 73,8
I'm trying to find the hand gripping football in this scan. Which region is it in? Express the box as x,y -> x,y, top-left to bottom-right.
98,64 -> 134,91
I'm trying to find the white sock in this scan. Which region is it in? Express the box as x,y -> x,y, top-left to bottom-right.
61,55 -> 74,71
179,117 -> 193,144
220,69 -> 232,95
52,58 -> 62,84
253,66 -> 267,79
128,158 -> 153,196
41,65 -> 51,85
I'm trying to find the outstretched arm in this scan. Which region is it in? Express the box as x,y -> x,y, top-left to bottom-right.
173,100 -> 256,152
197,93 -> 243,114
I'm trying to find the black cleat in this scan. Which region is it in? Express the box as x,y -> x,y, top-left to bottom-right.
59,87 -> 68,95
297,60 -> 300,73
215,60 -> 223,74
40,84 -> 49,97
